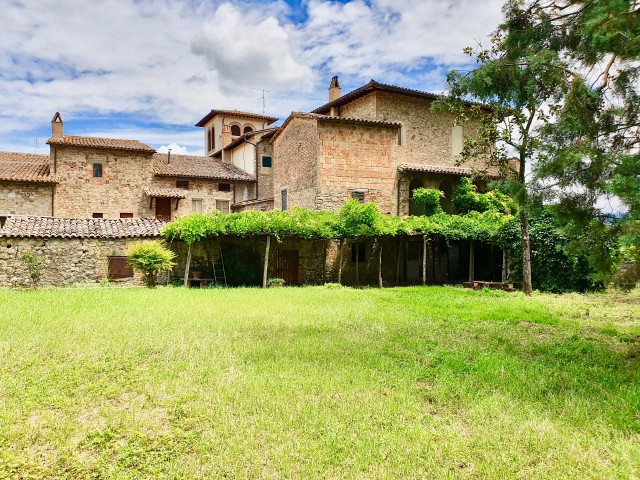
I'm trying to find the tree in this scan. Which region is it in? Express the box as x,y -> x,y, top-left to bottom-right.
20,250 -> 45,289
126,241 -> 175,288
435,5 -> 574,294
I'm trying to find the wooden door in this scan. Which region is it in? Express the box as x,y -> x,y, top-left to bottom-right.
155,198 -> 171,221
276,250 -> 299,285
405,241 -> 422,282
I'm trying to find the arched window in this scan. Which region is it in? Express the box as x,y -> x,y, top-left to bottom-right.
409,179 -> 425,216
208,127 -> 215,151
439,179 -> 455,214
230,125 -> 241,136
244,126 -> 254,134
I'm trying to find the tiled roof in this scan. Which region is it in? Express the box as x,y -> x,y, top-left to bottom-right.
0,151 -> 54,183
0,216 -> 165,239
195,109 -> 278,127
270,112 -> 400,143
398,163 -> 501,179
152,154 -> 255,182
48,135 -> 155,153
142,187 -> 188,199
312,79 -> 489,115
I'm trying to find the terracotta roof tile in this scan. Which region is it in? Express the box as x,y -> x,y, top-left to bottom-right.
0,151 -> 53,183
48,135 -> 155,153
195,109 -> 278,127
0,216 -> 165,239
398,163 -> 501,179
152,153 -> 254,181
142,187 -> 188,199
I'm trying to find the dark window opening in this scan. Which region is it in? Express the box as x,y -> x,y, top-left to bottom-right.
92,163 -> 102,178
262,156 -> 272,168
120,213 -> 133,218
281,189 -> 288,211
208,127 -> 215,151
92,213 -> 103,218
351,190 -> 365,203
108,256 -> 133,279
176,180 -> 189,189
397,126 -> 402,146
351,243 -> 366,263
244,126 -> 253,134
218,183 -> 231,192
230,125 -> 241,136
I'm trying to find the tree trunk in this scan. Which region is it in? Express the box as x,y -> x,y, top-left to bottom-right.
422,235 -> 427,286
183,243 -> 192,287
337,239 -> 345,285
262,235 -> 270,288
520,211 -> 533,295
468,240 -> 475,282
378,240 -> 383,288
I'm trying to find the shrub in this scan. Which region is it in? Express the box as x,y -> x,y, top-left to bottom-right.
453,178 -> 517,215
411,188 -> 444,216
126,241 -> 175,288
267,278 -> 286,286
20,250 -> 45,289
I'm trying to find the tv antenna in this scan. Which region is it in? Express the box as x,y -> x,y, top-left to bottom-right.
252,88 -> 270,116
34,138 -> 42,154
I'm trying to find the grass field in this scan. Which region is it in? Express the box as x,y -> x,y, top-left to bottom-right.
0,286 -> 639,479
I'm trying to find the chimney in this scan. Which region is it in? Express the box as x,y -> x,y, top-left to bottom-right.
221,124 -> 232,149
51,112 -> 63,139
329,76 -> 341,103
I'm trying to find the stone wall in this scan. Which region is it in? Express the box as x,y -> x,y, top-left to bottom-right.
52,146 -> 156,218
272,116 -> 318,210
0,237 -> 144,287
337,92 -> 378,119
150,177 -> 234,219
316,121 -> 398,214
256,137 -> 274,202
0,182 -> 53,216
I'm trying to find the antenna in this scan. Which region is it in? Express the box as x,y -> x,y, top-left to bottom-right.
252,88 -> 270,116
34,138 -> 41,154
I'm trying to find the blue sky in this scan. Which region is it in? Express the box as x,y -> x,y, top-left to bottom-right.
0,0 -> 504,156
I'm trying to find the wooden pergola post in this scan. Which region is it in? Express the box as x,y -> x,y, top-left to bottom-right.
502,248 -> 508,282
337,239 -> 345,284
183,243 -> 192,287
262,235 -> 271,288
395,237 -> 402,286
378,239 -> 383,288
422,234 -> 427,286
469,240 -> 475,282
355,242 -> 360,284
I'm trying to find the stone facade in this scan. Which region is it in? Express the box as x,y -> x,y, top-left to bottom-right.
0,237 -> 143,287
0,182 -> 53,216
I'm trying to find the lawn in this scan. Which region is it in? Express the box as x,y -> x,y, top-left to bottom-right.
0,286 -> 638,479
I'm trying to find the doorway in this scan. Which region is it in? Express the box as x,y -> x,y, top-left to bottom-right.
276,250 -> 299,285
155,198 -> 171,221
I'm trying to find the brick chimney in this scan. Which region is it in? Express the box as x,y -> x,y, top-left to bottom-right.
329,76 -> 341,103
51,112 -> 63,139
221,124 -> 232,149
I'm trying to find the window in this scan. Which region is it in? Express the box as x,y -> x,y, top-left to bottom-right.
397,126 -> 403,146
92,213 -> 103,218
351,243 -> 366,263
244,126 -> 254,134
120,213 -> 133,218
218,183 -> 231,192
208,127 -> 215,151
230,125 -> 241,136
452,125 -> 464,156
176,180 -> 189,189
351,190 -> 365,203
92,163 -> 102,178
216,200 -> 230,215
108,256 -> 133,279
262,156 -> 272,168
192,199 -> 203,213
281,189 -> 288,211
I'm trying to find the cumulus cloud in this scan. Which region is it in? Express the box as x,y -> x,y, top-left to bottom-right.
157,143 -> 192,155
190,3 -> 314,94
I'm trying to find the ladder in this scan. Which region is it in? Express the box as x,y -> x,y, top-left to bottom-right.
209,241 -> 227,286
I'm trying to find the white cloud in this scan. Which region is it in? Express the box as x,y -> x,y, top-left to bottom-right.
157,143 -> 192,155
190,3 -> 314,94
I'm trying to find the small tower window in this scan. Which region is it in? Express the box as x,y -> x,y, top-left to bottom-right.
230,125 -> 241,136
262,156 -> 272,168
208,127 -> 215,151
92,163 -> 102,178
244,126 -> 254,134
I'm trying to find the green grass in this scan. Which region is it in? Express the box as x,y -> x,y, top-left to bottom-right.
0,286 -> 638,479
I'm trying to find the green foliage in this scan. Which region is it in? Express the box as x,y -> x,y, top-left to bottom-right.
410,188 -> 443,216
163,201 -> 514,245
452,178 -> 518,215
20,250 -> 45,289
267,278 -> 286,286
497,208 -> 617,292
126,241 -> 175,288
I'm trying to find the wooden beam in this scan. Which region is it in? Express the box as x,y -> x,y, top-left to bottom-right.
262,235 -> 271,288
422,235 -> 427,286
469,240 -> 475,282
337,239 -> 345,285
502,248 -> 508,282
378,239 -> 383,288
183,243 -> 192,287
395,237 -> 402,285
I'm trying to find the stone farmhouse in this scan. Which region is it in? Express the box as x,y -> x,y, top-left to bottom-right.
0,77 -> 504,287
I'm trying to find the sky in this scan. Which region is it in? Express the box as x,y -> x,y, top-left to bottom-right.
0,0 -> 505,156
